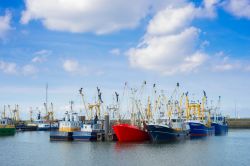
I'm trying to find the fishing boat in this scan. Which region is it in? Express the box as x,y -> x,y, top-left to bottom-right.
50,110 -> 81,141
211,114 -> 228,135
113,105 -> 150,142
37,84 -> 59,131
112,98 -> 150,142
147,118 -> 189,143
37,122 -> 58,131
210,96 -> 228,135
0,118 -> 16,136
15,122 -> 38,131
73,115 -> 104,141
186,92 -> 215,137
16,107 -> 38,131
113,123 -> 149,142
113,82 -> 150,142
147,83 -> 190,142
187,120 -> 214,136
72,87 -> 106,141
35,112 -> 58,131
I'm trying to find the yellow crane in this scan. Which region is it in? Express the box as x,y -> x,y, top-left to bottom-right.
49,102 -> 54,121
201,91 -> 207,121
88,103 -> 101,119
87,87 -> 103,119
145,96 -> 152,121
13,104 -> 20,122
42,102 -> 54,122
136,81 -> 147,121
79,88 -> 90,119
185,92 -> 190,120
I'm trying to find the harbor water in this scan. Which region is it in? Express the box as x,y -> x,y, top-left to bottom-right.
0,129 -> 249,166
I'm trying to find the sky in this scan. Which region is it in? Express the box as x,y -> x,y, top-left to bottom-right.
0,0 -> 250,119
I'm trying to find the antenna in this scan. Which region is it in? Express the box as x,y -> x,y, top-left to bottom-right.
70,101 -> 74,112
234,101 -> 237,119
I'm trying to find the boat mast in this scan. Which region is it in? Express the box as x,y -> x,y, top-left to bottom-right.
8,105 -> 12,119
201,91 -> 207,121
79,88 -> 89,119
70,101 -> 74,112
185,92 -> 190,120
3,105 -> 6,118
50,102 -> 54,121
45,83 -> 48,115
30,107 -> 33,122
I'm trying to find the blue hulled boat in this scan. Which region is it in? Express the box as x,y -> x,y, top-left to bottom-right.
211,115 -> 228,135
187,120 -> 214,137
72,115 -> 104,141
210,96 -> 228,135
185,91 -> 215,137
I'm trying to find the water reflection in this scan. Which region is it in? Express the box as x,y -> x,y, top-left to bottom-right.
114,142 -> 142,152
0,130 -> 249,166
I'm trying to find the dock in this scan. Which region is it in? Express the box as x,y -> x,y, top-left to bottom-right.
227,118 -> 250,128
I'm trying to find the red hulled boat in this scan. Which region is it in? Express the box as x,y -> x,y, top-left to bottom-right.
113,123 -> 149,142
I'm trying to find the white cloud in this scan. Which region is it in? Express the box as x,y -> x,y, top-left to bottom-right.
0,11 -> 11,39
32,56 -> 47,63
0,60 -> 39,76
63,59 -> 79,73
211,51 -> 244,72
62,59 -> 105,76
223,0 -> 250,19
22,64 -> 38,76
110,48 -> 121,56
128,27 -> 208,75
146,1 -> 218,36
32,49 -> 51,63
0,60 -> 17,74
213,63 -> 235,71
62,59 -> 89,75
147,4 -> 196,36
21,0 -> 169,34
127,2 -> 216,75
199,0 -> 219,18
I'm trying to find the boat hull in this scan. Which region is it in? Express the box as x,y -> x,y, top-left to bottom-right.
38,127 -> 58,131
188,122 -> 215,137
113,124 -> 149,142
0,127 -> 16,136
72,131 -> 103,141
16,124 -> 38,131
147,124 -> 189,143
50,131 -> 73,141
211,123 -> 228,135
38,125 -> 58,131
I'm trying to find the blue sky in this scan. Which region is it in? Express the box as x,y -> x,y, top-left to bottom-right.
0,0 -> 250,119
